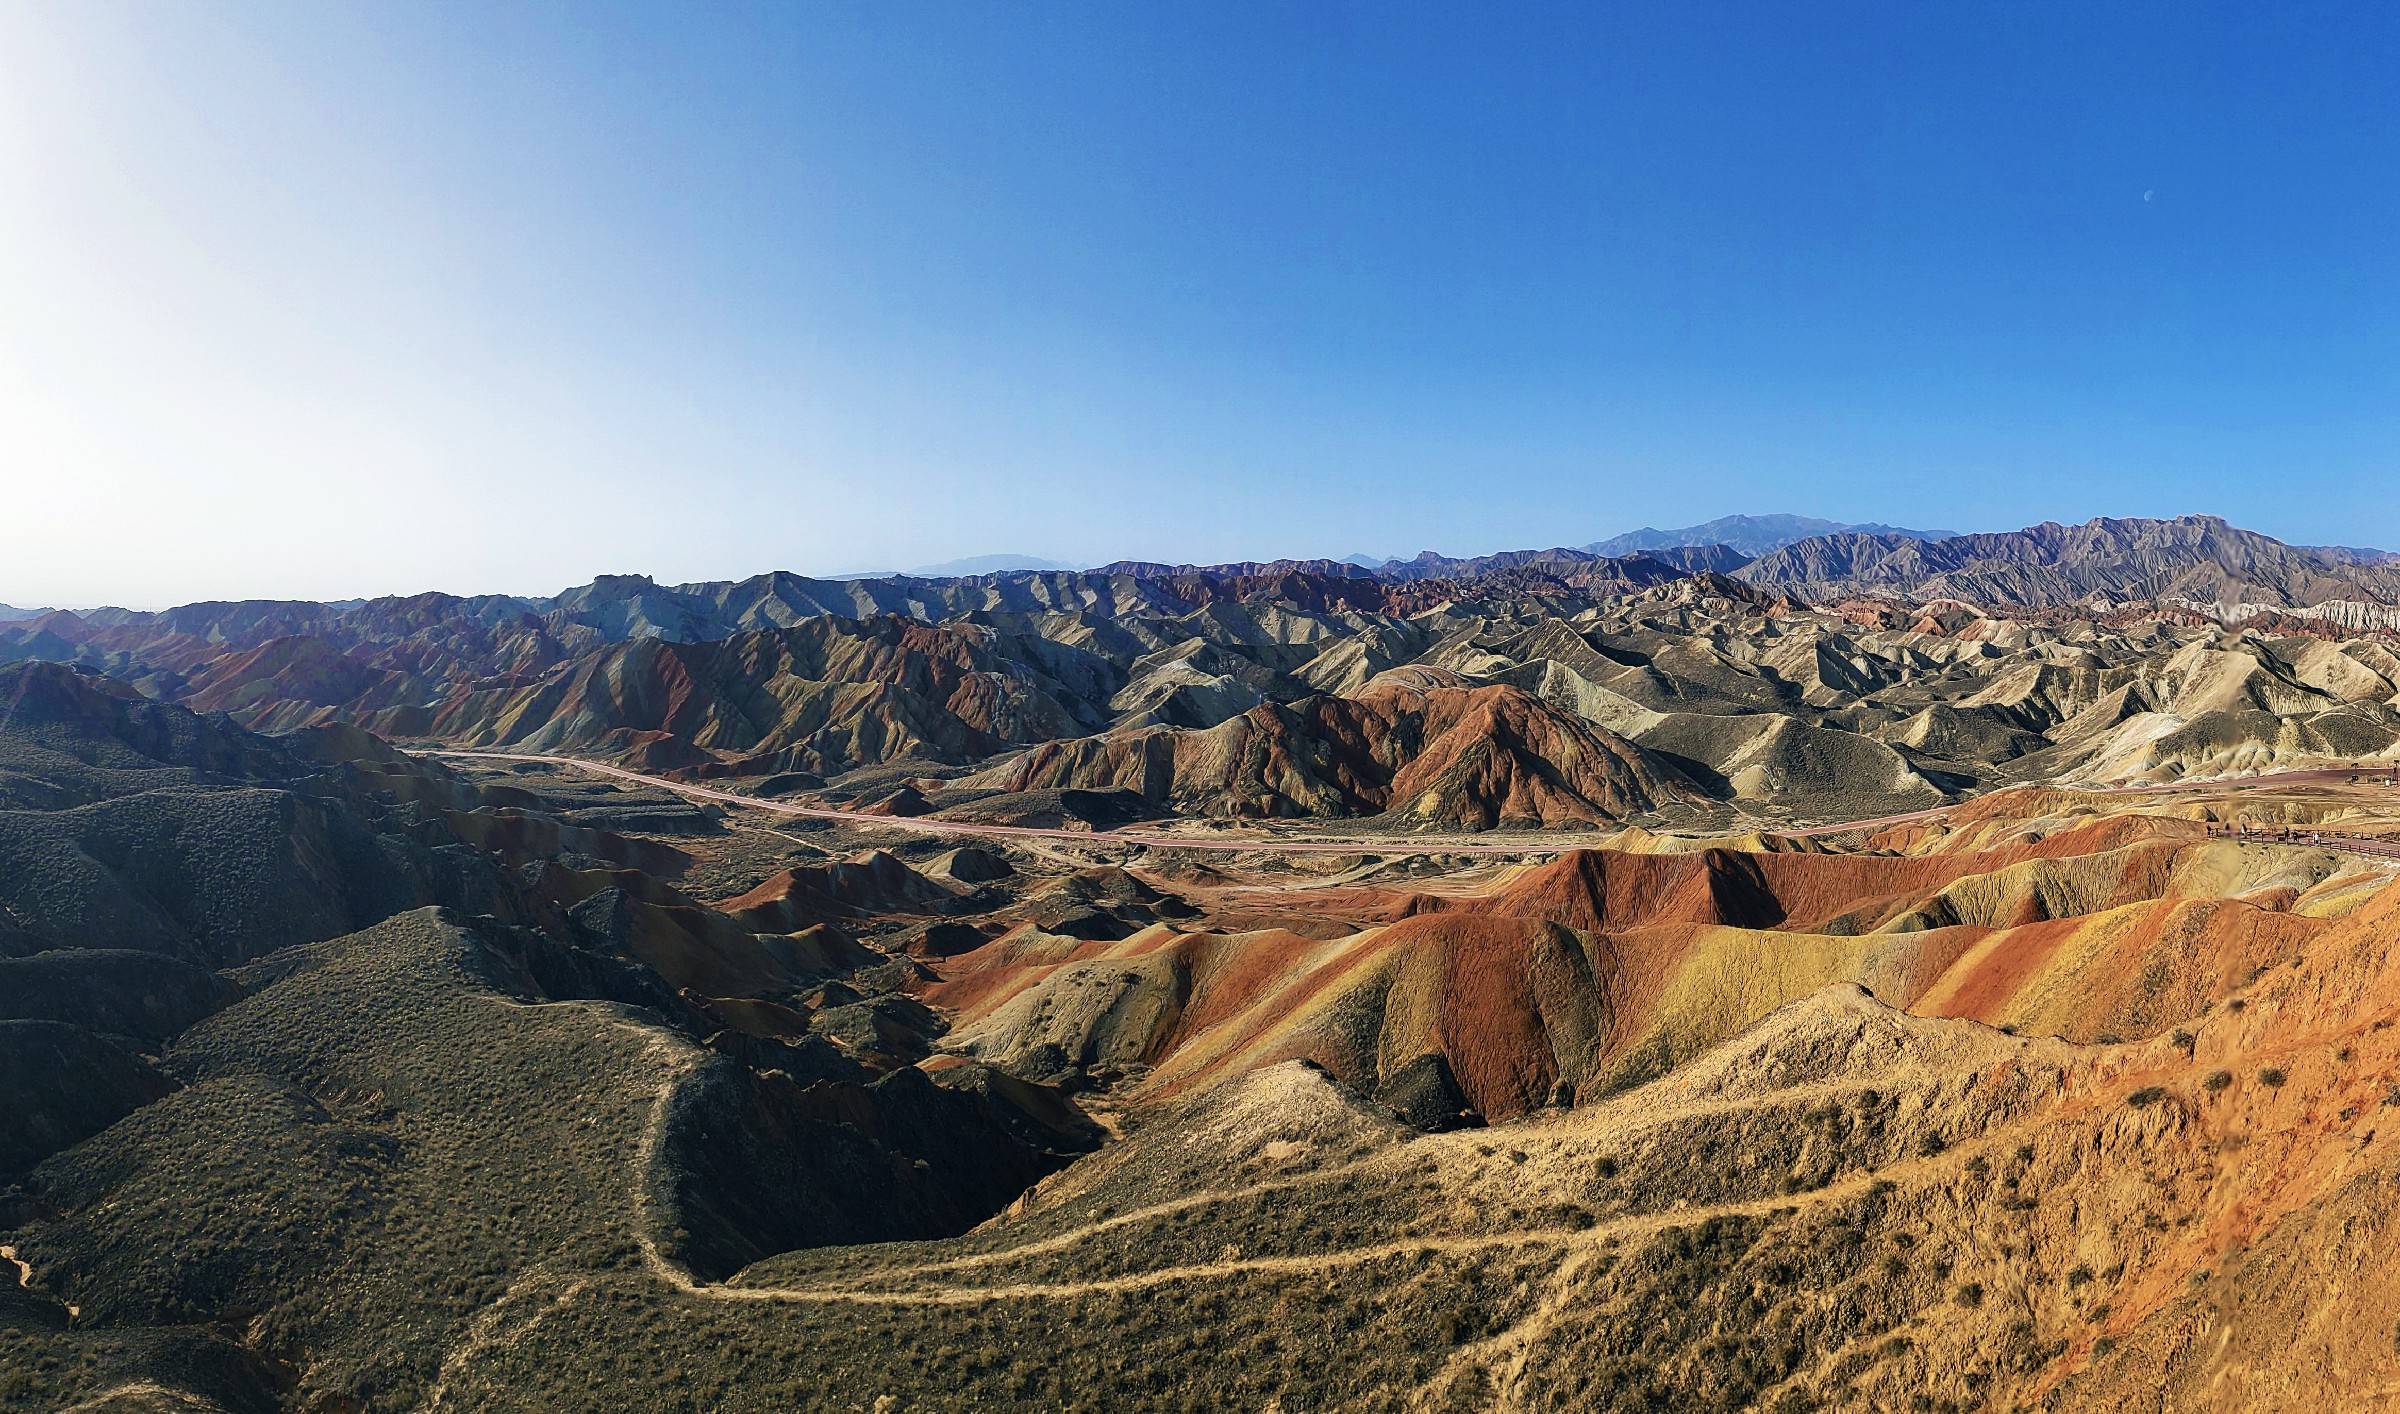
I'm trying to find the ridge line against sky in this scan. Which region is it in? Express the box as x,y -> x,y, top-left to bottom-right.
3,2 -> 2395,605
0,508 -> 2383,614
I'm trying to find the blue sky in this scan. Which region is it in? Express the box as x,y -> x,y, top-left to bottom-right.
2,2 -> 2395,603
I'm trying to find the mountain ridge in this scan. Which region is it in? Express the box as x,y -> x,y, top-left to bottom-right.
1736,513 -> 2400,609
8,514 -> 2395,629
1585,512 -> 1960,558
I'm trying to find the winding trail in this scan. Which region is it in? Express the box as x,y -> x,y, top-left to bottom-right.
638,1067 -> 2033,1312
423,1267 -> 591,1413
789,1065 -> 1939,1293
1,1242 -> 76,1320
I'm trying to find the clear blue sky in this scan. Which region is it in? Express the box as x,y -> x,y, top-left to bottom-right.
3,2 -> 2395,603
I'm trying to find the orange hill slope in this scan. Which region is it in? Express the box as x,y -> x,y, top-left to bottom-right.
922,808 -> 2387,1124
723,870 -> 2400,1407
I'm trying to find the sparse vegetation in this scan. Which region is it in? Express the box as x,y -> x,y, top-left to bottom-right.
4,605 -> 2400,1413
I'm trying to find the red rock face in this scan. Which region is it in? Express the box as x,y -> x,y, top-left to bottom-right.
970,679 -> 1694,828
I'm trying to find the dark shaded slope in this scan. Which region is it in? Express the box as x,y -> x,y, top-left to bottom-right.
661,1057 -> 1099,1280
0,661 -> 293,808
2,908 -> 1094,1411
0,786 -> 441,965
0,1020 -> 174,1174
0,949 -> 233,1041
0,661 -> 503,968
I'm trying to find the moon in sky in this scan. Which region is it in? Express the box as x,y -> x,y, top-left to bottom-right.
2143,189 -> 2155,203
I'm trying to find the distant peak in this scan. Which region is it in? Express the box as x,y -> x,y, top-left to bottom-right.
1584,514 -> 1956,560
903,554 -> 1075,578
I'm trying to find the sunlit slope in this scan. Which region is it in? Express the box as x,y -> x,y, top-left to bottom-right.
405,868 -> 2400,1408
926,805 -> 2392,1122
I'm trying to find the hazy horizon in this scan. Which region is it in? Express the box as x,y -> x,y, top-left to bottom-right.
6,3 -> 2395,605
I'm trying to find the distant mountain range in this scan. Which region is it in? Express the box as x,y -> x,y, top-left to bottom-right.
2309,544 -> 2400,567
1584,514 -> 1960,559
830,554 -> 1077,580
831,517 -> 1955,583
7,516 -> 2394,635
1731,514 -> 2400,614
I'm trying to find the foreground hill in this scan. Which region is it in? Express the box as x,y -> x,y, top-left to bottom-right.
0,672 -> 1107,1410
26,810 -> 2392,1409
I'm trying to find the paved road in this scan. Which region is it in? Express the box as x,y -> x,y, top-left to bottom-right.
426,750 -> 1575,857
427,750 -> 2400,863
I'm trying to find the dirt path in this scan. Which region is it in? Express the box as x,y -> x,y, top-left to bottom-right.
525,982 -> 1966,1315
423,993 -> 705,1409
1412,1247 -> 1601,1410
1,1242 -> 76,1320
60,1384 -> 194,1414
422,1267 -> 592,1413
787,1065 -> 1933,1295
653,1096 -> 2026,1310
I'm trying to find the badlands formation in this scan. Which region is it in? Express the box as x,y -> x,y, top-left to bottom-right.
4,513 -> 2400,1410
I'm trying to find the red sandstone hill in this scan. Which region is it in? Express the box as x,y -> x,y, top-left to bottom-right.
966,673 -> 1697,830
